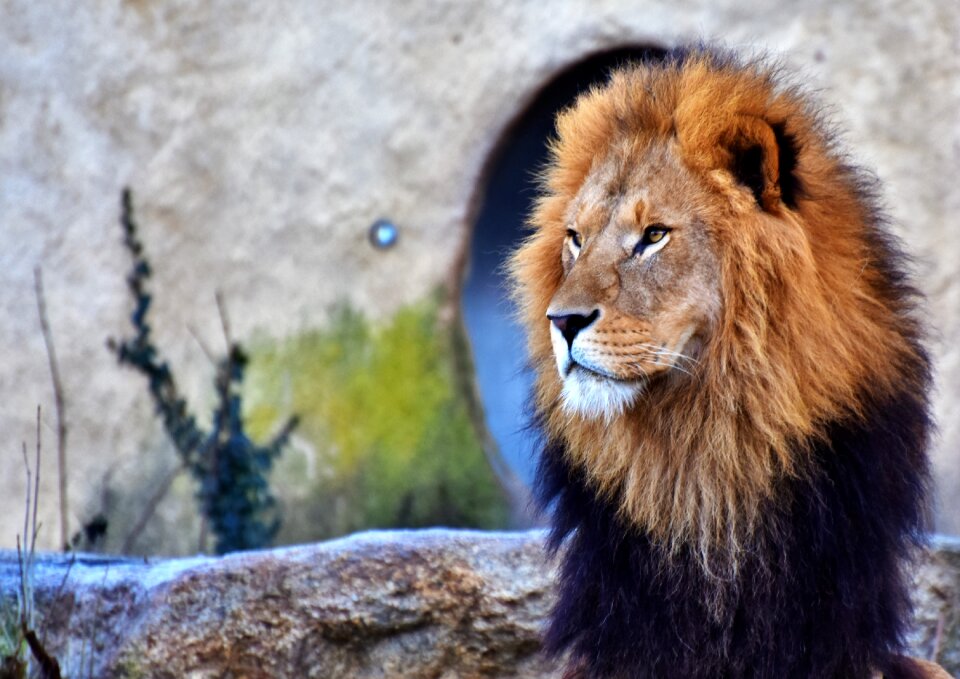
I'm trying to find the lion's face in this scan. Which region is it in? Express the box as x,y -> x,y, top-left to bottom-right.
511,54 -> 922,558
546,140 -> 721,420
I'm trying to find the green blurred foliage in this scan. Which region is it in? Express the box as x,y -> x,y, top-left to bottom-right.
245,299 -> 508,540
0,597 -> 22,662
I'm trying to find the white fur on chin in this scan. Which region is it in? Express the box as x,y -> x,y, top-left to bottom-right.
560,367 -> 642,421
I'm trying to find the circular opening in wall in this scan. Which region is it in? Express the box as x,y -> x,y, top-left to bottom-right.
460,45 -> 669,498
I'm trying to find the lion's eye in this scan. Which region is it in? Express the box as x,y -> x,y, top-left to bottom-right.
567,229 -> 582,249
645,227 -> 668,244
633,225 -> 671,256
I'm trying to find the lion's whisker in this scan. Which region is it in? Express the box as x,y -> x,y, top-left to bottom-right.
638,356 -> 701,382
635,343 -> 702,366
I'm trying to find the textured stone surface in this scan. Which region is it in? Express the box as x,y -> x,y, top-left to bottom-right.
2,530 -> 559,678
911,536 -> 960,675
0,0 -> 958,552
1,530 -> 958,677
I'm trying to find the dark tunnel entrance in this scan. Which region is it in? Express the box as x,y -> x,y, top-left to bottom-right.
460,45 -> 669,494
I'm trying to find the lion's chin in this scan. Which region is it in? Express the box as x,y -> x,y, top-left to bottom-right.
560,365 -> 644,421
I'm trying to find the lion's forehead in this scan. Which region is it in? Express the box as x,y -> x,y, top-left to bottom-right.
567,144 -> 707,235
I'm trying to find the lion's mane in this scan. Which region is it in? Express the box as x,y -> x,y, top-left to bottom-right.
510,47 -> 932,678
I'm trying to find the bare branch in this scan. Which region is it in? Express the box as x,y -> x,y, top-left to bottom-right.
198,516 -> 208,554
215,290 -> 232,350
931,610 -> 945,661
16,535 -> 26,626
24,628 -> 63,679
22,442 -> 31,566
35,267 -> 69,550
187,324 -> 217,365
32,406 -> 42,558
54,552 -> 76,601
121,461 -> 187,554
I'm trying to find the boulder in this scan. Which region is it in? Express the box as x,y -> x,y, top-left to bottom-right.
2,0 -> 960,555
1,530 -> 957,677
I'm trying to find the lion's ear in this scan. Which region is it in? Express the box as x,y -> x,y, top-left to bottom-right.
722,115 -> 799,212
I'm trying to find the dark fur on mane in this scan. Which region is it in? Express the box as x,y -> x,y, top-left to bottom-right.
537,373 -> 930,678
535,365 -> 931,678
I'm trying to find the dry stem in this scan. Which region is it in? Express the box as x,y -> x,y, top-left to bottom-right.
34,267 -> 68,549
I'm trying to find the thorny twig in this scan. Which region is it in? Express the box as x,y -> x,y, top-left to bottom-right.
110,188 -> 297,554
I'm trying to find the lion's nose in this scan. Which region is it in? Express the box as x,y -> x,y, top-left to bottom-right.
548,309 -> 600,349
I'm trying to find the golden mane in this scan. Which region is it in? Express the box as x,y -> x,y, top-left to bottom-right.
509,51 -> 925,563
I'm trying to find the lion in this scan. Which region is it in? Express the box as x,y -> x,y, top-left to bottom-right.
509,47 -> 949,679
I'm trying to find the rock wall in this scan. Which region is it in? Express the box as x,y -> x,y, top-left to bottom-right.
0,530 -> 958,677
1,0 -> 958,553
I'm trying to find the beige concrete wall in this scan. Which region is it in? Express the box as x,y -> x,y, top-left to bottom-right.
1,0 -> 957,550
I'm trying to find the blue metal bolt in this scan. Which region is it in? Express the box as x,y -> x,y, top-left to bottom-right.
369,219 -> 398,249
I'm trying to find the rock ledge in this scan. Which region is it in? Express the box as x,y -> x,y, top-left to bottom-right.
1,530 -> 957,677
